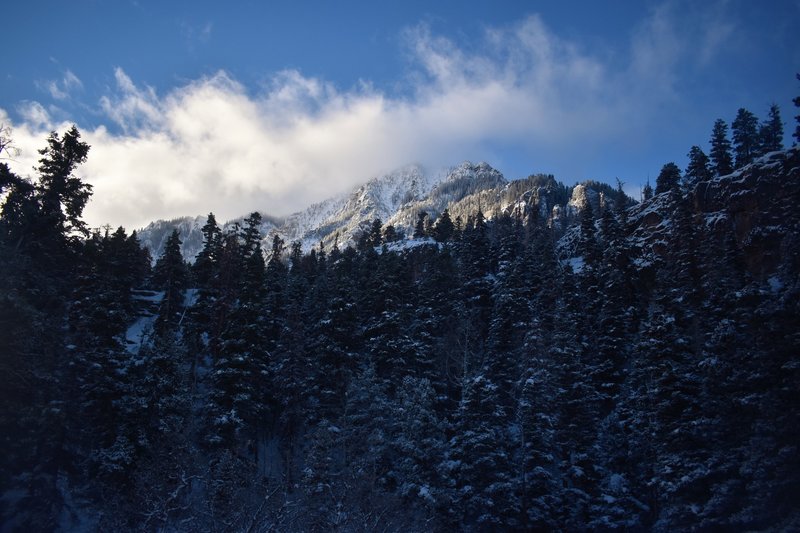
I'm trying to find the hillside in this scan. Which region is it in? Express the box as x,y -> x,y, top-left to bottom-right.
1,126 -> 798,531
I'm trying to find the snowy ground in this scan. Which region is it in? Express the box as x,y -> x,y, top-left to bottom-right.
125,290 -> 164,354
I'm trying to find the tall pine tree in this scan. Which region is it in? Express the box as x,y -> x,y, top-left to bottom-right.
732,108 -> 760,167
710,118 -> 734,176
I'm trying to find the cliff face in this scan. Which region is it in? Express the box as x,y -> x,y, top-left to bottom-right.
621,147 -> 800,281
694,147 -> 800,278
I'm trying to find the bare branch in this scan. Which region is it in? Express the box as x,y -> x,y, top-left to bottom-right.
0,123 -> 21,160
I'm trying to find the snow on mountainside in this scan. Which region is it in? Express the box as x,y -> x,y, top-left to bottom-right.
272,163 -> 437,250
138,215 -> 207,262
138,213 -> 283,262
385,162 -> 507,230
136,159 -> 638,262
138,162 -> 507,260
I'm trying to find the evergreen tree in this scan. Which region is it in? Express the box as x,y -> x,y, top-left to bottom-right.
264,233 -> 287,352
193,213 -> 221,288
655,162 -> 681,195
433,208 -> 454,242
458,209 -> 494,378
614,179 -> 629,230
710,119 -> 734,176
382,224 -> 400,243
35,126 -> 93,241
732,108 -> 760,167
642,179 -> 653,202
758,104 -> 784,153
0,127 -> 93,529
443,374 -> 521,530
358,218 -> 383,250
306,270 -> 358,420
126,230 -> 152,287
393,376 -> 445,509
369,217 -> 383,247
685,146 -> 712,188
269,243 -> 312,487
413,211 -> 428,238
794,73 -> 800,143
409,245 -> 461,409
517,355 -> 561,530
152,229 -> 188,332
205,216 -> 269,453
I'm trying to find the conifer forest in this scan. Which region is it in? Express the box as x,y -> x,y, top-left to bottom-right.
1,94 -> 799,531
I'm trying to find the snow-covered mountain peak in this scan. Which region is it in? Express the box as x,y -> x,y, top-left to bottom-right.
348,163 -> 435,218
440,161 -> 504,183
138,160 -> 512,257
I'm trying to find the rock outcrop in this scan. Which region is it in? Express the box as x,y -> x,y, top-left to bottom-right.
694,147 -> 800,278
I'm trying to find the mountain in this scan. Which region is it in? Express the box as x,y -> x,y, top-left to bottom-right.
138,162 -> 508,260
275,163 -> 437,250
137,161 -> 629,262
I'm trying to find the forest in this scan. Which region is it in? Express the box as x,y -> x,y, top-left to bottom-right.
0,94 -> 799,532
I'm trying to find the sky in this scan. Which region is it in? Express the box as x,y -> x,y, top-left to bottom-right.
2,0 -> 799,230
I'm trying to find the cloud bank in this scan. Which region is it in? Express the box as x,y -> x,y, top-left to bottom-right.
3,7 -> 735,230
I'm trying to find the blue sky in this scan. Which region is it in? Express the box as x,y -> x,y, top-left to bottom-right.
2,0 -> 798,229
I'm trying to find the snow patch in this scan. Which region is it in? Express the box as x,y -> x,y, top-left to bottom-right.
563,256 -> 585,273
767,275 -> 783,294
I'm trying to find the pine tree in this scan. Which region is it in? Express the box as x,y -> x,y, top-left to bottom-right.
152,229 -> 188,332
615,179 -> 629,230
369,217 -> 383,247
433,208 -> 454,242
382,224 -> 400,243
642,179 -> 653,202
409,245 -> 461,409
307,277 -> 358,420
458,209 -> 494,378
443,374 -> 521,530
685,146 -> 712,188
758,104 -> 784,154
193,213 -> 221,288
710,119 -> 734,176
125,230 -> 152,287
732,108 -> 760,167
358,218 -> 383,250
0,128 -> 94,529
264,234 -> 287,352
794,73 -> 800,143
341,364 -> 391,492
35,125 -> 93,240
206,214 -> 270,449
413,211 -> 428,238
361,249 -> 417,395
517,357 -> 561,530
269,245 -> 312,487
655,162 -> 681,195
392,376 -> 445,521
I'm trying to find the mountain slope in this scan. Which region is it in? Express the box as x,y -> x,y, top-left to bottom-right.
139,162 -> 509,259
137,160 -> 638,262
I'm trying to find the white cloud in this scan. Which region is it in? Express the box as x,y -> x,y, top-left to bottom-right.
17,101 -> 53,129
2,7 -> 737,231
37,69 -> 83,101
